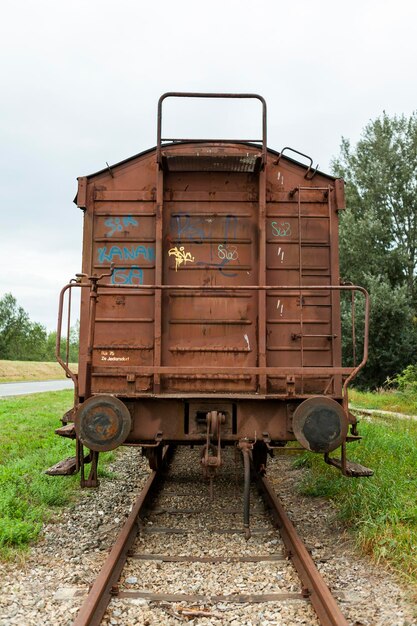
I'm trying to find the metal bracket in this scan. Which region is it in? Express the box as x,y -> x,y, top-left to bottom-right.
237,440 -> 254,540
79,442 -> 99,488
286,375 -> 296,396
262,432 -> 286,452
201,411 -> 225,499
140,431 -> 163,448
324,445 -> 374,477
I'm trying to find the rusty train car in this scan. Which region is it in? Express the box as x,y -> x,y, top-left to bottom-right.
52,93 -> 372,490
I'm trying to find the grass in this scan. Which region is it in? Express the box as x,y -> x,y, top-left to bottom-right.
0,390 -> 113,559
349,388 -> 417,415
0,360 -> 78,383
294,413 -> 417,589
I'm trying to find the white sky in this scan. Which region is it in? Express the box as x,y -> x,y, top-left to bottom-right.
1,0 -> 416,330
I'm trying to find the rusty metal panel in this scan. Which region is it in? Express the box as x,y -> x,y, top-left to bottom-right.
76,142 -> 343,399
160,169 -> 259,393
265,174 -> 339,394
76,177 -> 87,208
77,150 -> 157,398
162,153 -> 262,173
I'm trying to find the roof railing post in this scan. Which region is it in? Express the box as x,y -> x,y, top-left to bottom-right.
156,92 -> 267,166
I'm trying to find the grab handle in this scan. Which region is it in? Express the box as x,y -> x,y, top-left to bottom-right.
157,92 -> 267,164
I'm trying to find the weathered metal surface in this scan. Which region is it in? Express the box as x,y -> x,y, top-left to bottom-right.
75,126 -> 350,398
156,92 -> 267,165
55,93 -> 370,464
162,152 -> 263,173
325,455 -> 374,477
45,457 -> 78,476
75,395 -> 131,452
292,396 -> 348,453
201,410 -> 225,497
258,471 -> 349,626
55,423 -> 76,438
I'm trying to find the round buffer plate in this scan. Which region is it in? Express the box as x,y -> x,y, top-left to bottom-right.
292,396 -> 348,453
75,395 -> 131,452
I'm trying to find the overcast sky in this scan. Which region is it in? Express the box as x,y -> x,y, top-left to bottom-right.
1,0 -> 416,331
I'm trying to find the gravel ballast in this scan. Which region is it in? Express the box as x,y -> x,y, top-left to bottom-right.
0,446 -> 415,626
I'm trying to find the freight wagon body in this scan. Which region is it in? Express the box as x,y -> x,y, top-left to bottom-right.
54,94 -> 371,487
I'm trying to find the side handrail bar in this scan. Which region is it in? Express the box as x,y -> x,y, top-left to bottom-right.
57,281 -> 369,399
56,282 -> 82,396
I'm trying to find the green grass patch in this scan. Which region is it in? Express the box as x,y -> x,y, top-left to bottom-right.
349,388 -> 417,415
0,391 -> 111,559
296,415 -> 417,587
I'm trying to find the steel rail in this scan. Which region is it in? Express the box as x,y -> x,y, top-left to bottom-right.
257,472 -> 349,626
72,445 -> 347,626
72,448 -> 169,626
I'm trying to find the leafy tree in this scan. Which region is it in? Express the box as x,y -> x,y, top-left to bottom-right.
0,293 -> 28,358
333,111 -> 417,301
45,325 -> 79,363
0,293 -> 79,362
332,112 -> 417,388
0,293 -> 47,360
341,276 -> 417,388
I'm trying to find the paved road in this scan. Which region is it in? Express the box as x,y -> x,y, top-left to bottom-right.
0,379 -> 74,397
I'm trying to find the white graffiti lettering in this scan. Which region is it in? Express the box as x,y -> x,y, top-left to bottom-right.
218,244 -> 238,261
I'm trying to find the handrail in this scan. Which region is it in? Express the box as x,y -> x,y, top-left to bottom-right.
157,92 -> 267,166
56,282 -> 82,396
277,146 -> 319,180
57,280 -> 369,399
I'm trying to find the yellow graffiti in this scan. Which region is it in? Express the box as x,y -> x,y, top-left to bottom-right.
168,246 -> 195,271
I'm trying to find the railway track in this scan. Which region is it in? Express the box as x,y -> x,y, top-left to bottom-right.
72,447 -> 349,626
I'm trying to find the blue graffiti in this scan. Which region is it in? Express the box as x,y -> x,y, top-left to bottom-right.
98,245 -> 155,263
196,257 -> 238,278
171,214 -> 205,243
172,213 -> 238,245
111,267 -> 143,285
169,213 -> 240,275
105,215 -> 139,237
223,215 -> 237,243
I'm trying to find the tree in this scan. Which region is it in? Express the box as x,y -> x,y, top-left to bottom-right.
341,276 -> 417,389
45,323 -> 79,363
332,112 -> 417,388
0,293 -> 47,360
333,111 -> 417,301
0,293 -> 28,359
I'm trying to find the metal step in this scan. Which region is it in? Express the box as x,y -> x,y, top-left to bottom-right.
326,457 -> 374,477
55,423 -> 76,438
45,456 -> 78,476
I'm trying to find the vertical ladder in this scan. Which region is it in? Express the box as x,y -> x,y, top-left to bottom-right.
296,186 -> 336,394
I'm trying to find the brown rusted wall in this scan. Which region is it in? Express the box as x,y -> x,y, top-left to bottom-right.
77,143 -> 342,401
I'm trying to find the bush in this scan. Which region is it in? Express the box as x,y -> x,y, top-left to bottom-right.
392,364 -> 417,393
